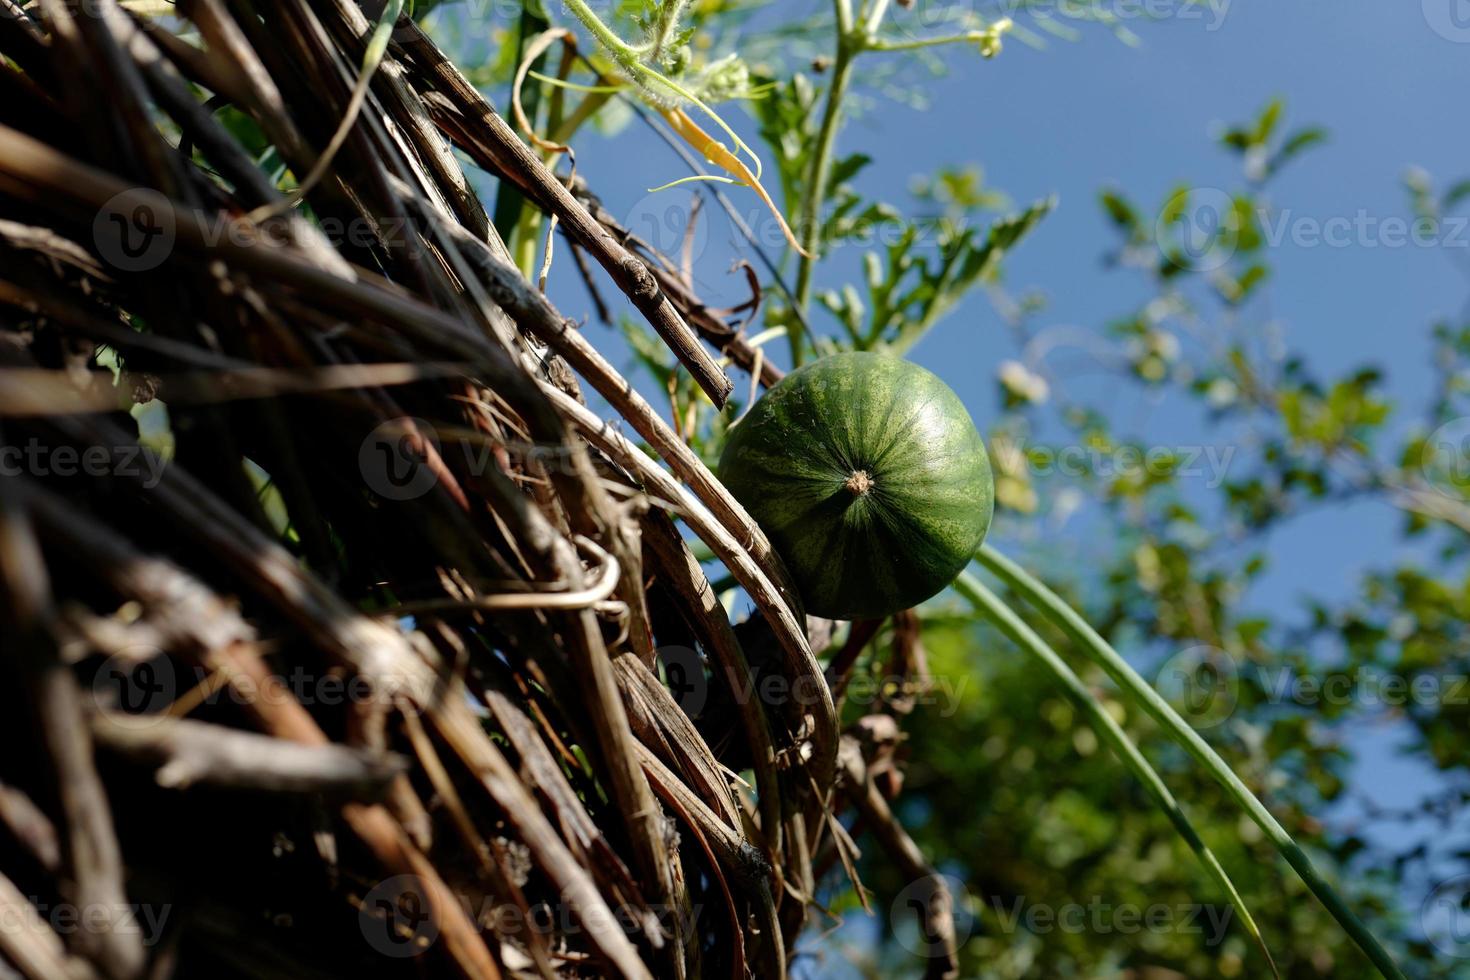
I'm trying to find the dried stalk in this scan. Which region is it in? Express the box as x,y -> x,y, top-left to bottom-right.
394,20 -> 734,407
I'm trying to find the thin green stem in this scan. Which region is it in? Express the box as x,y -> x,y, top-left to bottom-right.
560,0 -> 762,179
527,71 -> 625,94
649,0 -> 693,65
560,0 -> 639,72
791,0 -> 861,365
975,544 -> 1407,980
860,0 -> 891,35
955,571 -> 1278,978
867,31 -> 984,53
647,174 -> 739,193
511,189 -> 543,278
834,0 -> 856,37
491,5 -> 548,245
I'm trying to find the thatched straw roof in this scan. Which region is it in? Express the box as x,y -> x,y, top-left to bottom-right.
0,3 -> 956,977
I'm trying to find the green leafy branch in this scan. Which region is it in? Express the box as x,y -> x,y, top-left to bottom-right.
819,193 -> 1055,353
788,0 -> 1014,363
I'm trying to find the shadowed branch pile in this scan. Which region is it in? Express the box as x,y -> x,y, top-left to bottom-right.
0,2 -> 957,978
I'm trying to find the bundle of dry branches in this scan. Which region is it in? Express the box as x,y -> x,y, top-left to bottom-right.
0,2 -> 956,977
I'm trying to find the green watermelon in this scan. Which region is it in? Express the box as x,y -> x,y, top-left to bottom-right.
717,351 -> 994,620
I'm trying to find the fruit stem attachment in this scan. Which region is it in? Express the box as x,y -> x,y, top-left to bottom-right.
844,470 -> 873,496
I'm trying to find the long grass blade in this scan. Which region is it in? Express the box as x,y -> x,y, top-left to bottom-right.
975,544 -> 1406,980
954,571 -> 1279,977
